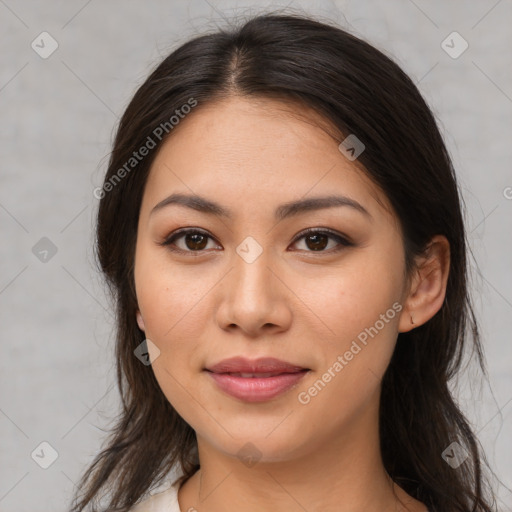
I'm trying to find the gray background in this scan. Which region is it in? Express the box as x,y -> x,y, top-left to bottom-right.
1,1 -> 511,511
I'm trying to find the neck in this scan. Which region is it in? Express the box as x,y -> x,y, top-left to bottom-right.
177,402 -> 422,512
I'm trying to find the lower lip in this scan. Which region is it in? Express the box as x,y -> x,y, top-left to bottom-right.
206,370 -> 309,402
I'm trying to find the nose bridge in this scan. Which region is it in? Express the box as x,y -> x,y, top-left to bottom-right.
231,242 -> 275,309
216,239 -> 291,334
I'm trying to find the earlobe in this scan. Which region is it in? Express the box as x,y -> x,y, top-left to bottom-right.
398,235 -> 450,333
136,310 -> 145,332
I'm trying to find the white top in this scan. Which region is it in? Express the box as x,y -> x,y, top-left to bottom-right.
130,480 -> 181,512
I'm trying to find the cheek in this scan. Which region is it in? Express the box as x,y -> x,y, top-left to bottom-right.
308,247 -> 403,399
134,255 -> 209,421
316,259 -> 403,344
296,284 -> 400,429
134,247 -> 211,344
316,280 -> 400,384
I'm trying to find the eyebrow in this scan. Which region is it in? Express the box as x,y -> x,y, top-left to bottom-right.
150,193 -> 372,221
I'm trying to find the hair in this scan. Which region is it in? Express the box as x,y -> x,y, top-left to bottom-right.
70,11 -> 497,512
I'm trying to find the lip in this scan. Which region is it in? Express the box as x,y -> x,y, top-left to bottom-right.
205,357 -> 310,403
206,356 -> 307,374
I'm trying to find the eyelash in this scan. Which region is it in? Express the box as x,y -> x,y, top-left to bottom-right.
158,227 -> 354,256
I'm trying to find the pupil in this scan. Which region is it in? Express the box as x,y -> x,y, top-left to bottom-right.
306,234 -> 328,251
186,233 -> 207,250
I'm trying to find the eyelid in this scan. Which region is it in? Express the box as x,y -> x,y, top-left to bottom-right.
159,227 -> 354,254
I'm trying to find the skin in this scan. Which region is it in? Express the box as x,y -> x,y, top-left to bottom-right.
133,96 -> 450,512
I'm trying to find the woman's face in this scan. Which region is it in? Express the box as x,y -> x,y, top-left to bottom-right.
134,96 -> 412,463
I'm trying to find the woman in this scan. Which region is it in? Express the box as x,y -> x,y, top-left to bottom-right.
71,12 -> 497,512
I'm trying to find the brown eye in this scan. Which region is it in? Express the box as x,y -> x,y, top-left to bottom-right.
304,233 -> 329,251
160,228 -> 219,253
290,228 -> 353,253
183,232 -> 208,250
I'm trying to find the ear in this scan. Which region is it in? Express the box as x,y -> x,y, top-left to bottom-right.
136,310 -> 145,332
398,235 -> 450,333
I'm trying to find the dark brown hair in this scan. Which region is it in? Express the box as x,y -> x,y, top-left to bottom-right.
70,12 -> 497,512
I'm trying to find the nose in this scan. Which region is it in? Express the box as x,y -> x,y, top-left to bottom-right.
215,247 -> 293,338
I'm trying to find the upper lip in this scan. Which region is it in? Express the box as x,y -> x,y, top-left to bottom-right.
205,357 -> 308,374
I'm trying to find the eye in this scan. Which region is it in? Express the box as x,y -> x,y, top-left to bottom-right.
159,227 -> 353,255
159,228 -> 220,254
290,228 -> 354,253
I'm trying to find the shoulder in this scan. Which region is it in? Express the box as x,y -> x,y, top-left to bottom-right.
129,480 -> 181,512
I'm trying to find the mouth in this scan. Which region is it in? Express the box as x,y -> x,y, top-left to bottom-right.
205,356 -> 309,374
204,357 -> 310,402
213,371 -> 306,378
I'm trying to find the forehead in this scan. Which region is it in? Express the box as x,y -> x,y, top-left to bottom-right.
142,96 -> 394,221
157,95 -> 347,161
